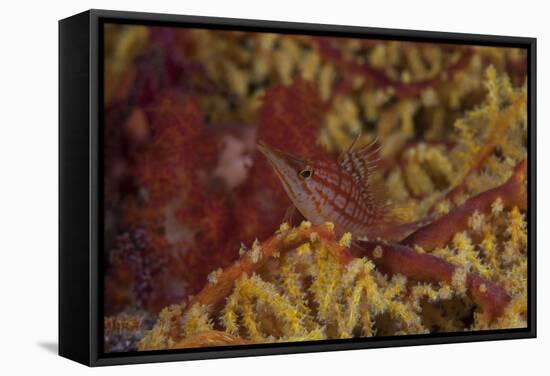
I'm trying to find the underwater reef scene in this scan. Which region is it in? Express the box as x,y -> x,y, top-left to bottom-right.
102,24 -> 528,352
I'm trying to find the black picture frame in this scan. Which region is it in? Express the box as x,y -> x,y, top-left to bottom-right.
59,9 -> 537,367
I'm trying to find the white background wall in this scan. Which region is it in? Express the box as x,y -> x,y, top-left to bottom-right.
0,0 -> 546,374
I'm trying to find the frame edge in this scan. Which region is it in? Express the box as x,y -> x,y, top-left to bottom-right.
65,8 -> 537,366
59,10 -> 93,366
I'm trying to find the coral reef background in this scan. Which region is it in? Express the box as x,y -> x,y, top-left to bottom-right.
101,24 -> 528,352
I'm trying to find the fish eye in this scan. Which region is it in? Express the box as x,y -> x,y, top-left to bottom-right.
299,167 -> 314,179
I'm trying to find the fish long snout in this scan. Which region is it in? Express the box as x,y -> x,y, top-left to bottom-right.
256,141 -> 305,173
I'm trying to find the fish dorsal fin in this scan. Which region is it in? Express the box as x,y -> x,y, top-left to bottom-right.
338,136 -> 413,234
338,136 -> 381,191
337,136 -> 383,213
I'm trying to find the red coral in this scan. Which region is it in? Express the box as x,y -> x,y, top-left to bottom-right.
352,241 -> 511,320
258,78 -> 328,158
134,93 -> 206,207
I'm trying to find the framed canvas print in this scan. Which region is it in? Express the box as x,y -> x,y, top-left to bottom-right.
59,9 -> 536,366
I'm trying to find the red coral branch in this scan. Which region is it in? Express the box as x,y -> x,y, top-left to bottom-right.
352,241 -> 511,320
402,160 -> 527,251
316,37 -> 473,98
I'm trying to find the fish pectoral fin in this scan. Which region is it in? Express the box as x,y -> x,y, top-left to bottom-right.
282,205 -> 304,227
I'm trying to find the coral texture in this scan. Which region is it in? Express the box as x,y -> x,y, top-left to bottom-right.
102,25 -> 528,352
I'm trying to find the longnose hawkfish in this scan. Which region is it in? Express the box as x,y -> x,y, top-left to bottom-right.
257,138 -> 427,242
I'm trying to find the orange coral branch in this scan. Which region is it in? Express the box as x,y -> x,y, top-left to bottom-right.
352,241 -> 511,320
402,160 -> 527,251
188,224 -> 354,311
171,330 -> 250,349
316,37 -> 473,98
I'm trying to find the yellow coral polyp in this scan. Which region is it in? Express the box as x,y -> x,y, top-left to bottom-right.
468,210 -> 485,232
373,245 -> 384,258
277,222 -> 290,234
249,239 -> 263,263
296,242 -> 311,256
451,268 -> 468,295
309,232 -> 319,243
182,303 -> 213,337
492,197 -> 504,215
339,232 -> 353,248
207,268 -> 223,285
324,222 -> 335,231
299,220 -> 312,230
506,206 -> 527,248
